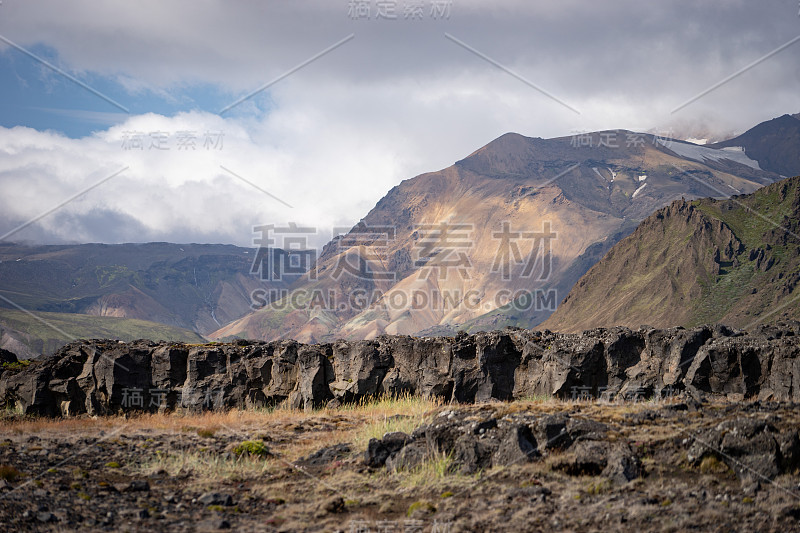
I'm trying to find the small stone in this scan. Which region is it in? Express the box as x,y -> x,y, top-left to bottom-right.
198,492 -> 233,506
378,500 -> 402,514
364,432 -> 411,468
136,509 -> 150,519
126,480 -> 150,492
298,443 -> 351,468
215,519 -> 231,529
743,481 -> 760,496
323,496 -> 345,514
492,425 -> 539,467
36,511 -> 56,523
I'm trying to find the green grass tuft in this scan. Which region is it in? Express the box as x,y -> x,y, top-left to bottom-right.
233,440 -> 270,458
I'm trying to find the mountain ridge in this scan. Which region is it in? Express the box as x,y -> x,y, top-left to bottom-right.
0,242 -> 294,355
711,114 -> 800,177
543,175 -> 800,332
212,122 -> 785,343
4,115 -> 799,348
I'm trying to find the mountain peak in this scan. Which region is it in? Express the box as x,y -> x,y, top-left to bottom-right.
711,114 -> 800,176
212,118 -> 787,343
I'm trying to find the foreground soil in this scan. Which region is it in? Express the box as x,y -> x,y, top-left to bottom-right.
1,398 -> 800,532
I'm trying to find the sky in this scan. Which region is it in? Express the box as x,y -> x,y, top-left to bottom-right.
0,0 -> 799,249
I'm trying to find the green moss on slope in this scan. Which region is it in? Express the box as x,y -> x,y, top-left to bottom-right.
0,309 -> 205,357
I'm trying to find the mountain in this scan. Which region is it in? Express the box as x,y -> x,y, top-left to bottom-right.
543,175 -> 800,332
0,309 -> 205,359
5,115 -> 797,347
0,242 -> 293,354
711,114 -> 800,177
212,125 -> 783,343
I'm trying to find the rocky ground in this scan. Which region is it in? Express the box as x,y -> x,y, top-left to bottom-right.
1,397 -> 800,532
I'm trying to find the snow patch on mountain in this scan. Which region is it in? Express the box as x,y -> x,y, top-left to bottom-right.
658,139 -> 762,170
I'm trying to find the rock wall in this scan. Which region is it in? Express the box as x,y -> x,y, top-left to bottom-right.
2,323 -> 800,416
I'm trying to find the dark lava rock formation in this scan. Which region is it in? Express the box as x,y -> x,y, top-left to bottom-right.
2,323 -> 800,417
359,402 -> 800,489
365,409 -> 642,483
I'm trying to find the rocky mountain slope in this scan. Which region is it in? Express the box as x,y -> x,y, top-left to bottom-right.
213,124 -> 782,343
4,322 -> 800,417
0,242 -> 293,354
711,113 -> 800,178
544,176 -> 800,332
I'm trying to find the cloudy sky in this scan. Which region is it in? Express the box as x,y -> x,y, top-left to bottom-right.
1,0 -> 798,248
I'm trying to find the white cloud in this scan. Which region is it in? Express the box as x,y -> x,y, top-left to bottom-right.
0,107 -> 415,248
0,1 -> 799,247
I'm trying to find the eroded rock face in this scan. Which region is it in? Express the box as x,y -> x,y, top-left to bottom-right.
0,348 -> 17,366
1,322 -> 800,416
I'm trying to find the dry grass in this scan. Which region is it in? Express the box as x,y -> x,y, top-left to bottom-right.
0,464 -> 23,481
137,449 -> 277,486
1,394 -> 698,435
0,397 -> 417,434
280,394 -> 442,461
395,449 -> 460,489
340,446 -> 486,498
352,414 -> 422,450
4,395 -> 445,487
329,393 -> 443,418
699,454 -> 730,475
350,395 -> 438,449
